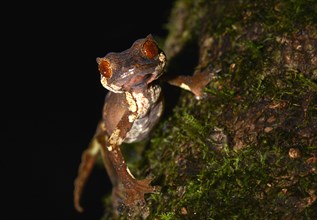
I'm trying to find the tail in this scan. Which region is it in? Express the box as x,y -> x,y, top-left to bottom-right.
74,137 -> 100,212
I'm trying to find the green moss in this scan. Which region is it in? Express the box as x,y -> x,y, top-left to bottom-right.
159,212 -> 177,220
145,94 -> 316,219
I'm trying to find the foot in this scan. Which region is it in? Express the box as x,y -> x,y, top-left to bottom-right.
112,178 -> 160,215
168,67 -> 218,99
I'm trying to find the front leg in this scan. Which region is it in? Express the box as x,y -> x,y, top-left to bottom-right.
168,67 -> 217,99
102,108 -> 158,212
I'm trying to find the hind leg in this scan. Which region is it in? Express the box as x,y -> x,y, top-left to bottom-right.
73,136 -> 101,212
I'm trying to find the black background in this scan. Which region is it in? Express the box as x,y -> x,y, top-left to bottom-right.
3,1 -> 173,219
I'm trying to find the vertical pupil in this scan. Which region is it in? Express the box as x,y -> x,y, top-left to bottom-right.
143,40 -> 158,59
99,60 -> 112,78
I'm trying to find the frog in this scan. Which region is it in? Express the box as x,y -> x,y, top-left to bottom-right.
73,34 -> 213,215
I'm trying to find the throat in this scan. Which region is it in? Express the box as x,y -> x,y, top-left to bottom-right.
131,85 -> 162,118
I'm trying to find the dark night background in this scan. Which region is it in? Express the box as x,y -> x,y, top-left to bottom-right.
3,2 -> 173,219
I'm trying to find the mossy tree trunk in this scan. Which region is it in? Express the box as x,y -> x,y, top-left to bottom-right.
104,0 -> 317,219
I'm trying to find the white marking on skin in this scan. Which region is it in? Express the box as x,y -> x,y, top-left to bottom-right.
126,167 -> 135,179
125,92 -> 137,112
159,52 -> 166,63
109,128 -> 123,145
128,114 -> 137,122
100,76 -> 108,87
107,145 -> 113,151
149,85 -> 161,103
157,102 -> 163,117
100,76 -> 123,93
180,83 -> 191,91
88,138 -> 100,155
132,92 -> 150,117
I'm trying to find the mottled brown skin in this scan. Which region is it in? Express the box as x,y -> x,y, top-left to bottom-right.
74,35 -> 213,214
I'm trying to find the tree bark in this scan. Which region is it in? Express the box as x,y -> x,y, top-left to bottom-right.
104,0 -> 317,219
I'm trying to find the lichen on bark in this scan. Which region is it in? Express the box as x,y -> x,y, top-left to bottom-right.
103,0 -> 317,219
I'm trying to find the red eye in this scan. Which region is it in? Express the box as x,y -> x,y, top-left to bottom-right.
142,40 -> 158,59
98,59 -> 112,78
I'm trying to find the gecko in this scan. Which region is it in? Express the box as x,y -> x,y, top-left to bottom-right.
74,34 -> 213,214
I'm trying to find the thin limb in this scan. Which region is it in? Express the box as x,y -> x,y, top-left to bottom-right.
73,134 -> 101,212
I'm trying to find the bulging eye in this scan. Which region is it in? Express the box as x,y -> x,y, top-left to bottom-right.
98,59 -> 112,78
142,40 -> 158,59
